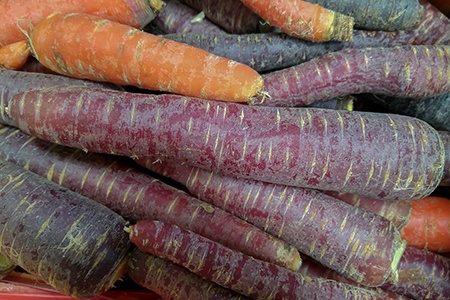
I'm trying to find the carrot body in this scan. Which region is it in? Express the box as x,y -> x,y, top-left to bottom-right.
400,196 -> 450,252
0,159 -> 131,299
254,45 -> 450,107
137,158 -> 406,287
0,124 -> 301,271
0,0 -> 163,47
128,248 -> 248,299
6,86 -> 444,201
28,12 -> 263,102
439,131 -> 450,185
239,0 -> 354,42
129,220 -> 395,299
0,40 -> 30,70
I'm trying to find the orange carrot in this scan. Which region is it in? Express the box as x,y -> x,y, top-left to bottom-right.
239,0 -> 354,42
0,40 -> 30,70
0,0 -> 164,47
27,12 -> 264,102
400,196 -> 450,253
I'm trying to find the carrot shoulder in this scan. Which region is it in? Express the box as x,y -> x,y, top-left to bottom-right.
239,0 -> 354,42
27,12 -> 263,102
0,40 -> 30,70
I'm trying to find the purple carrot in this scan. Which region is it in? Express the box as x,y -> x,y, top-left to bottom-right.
128,248 -> 249,300
0,69 -> 121,126
150,0 -> 226,34
0,124 -> 301,271
179,0 -> 262,33
323,191 -> 412,230
381,246 -> 450,300
137,158 -> 406,287
129,219 -> 399,300
251,45 -> 450,107
6,86 -> 444,201
439,131 -> 450,186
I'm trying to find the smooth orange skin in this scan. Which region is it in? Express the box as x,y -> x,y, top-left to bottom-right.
0,40 -> 30,70
29,12 -> 263,102
401,196 -> 450,252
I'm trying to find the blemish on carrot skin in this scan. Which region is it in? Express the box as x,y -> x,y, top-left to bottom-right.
134,186 -> 145,205
310,149 -> 317,175
339,213 -> 348,232
268,140 -> 273,162
301,198 -> 313,221
46,163 -> 56,181
321,153 -> 330,180
382,161 -> 391,189
122,185 -> 132,204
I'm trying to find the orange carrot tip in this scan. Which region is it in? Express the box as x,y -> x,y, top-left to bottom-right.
240,0 -> 354,42
25,12 -> 263,102
0,40 -> 30,70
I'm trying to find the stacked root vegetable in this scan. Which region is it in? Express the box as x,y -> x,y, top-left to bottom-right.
0,0 -> 449,299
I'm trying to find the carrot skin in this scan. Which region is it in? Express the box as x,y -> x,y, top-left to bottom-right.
439,131 -> 450,186
0,40 -> 30,70
130,220 -> 395,300
381,246 -> 450,300
7,85 -> 444,201
254,45 -> 450,107
151,0 -> 227,34
0,125 -> 301,271
28,12 -> 263,102
0,0 -> 163,47
0,69 -> 121,127
179,0 -> 262,34
128,248 -> 248,299
0,159 -> 131,299
138,158 -> 407,287
304,0 -> 423,31
400,196 -> 450,252
323,191 -> 412,230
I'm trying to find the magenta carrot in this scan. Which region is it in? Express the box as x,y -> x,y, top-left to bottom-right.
252,45 -> 450,107
137,157 -> 406,287
7,85 -> 444,201
0,124 -> 301,271
129,219 -> 397,299
128,248 -> 249,299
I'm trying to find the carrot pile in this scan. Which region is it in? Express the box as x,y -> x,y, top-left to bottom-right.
0,0 -> 449,299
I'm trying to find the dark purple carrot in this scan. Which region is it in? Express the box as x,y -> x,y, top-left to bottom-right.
0,69 -> 121,127
128,248 -> 248,300
381,246 -> 450,300
150,0 -> 226,34
439,131 -> 450,186
0,124 -> 301,271
129,219 -> 399,300
304,0 -> 423,31
7,85 -> 444,201
0,159 -> 131,299
179,0 -> 262,33
252,45 -> 450,107
323,191 -> 412,230
137,158 -> 406,287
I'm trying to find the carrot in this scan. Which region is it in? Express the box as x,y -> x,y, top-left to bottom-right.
239,0 -> 354,42
323,191 -> 412,230
253,45 -> 450,107
26,12 -> 263,102
0,40 -> 30,70
0,69 -> 121,127
0,124 -> 301,271
179,0 -> 263,34
129,219 -> 401,299
7,85 -> 444,201
0,255 -> 15,279
151,0 -> 227,34
400,196 -> 450,252
381,245 -> 450,300
19,57 -> 56,74
0,159 -> 131,299
439,131 -> 450,185
137,157 -> 407,287
304,0 -> 423,31
0,0 -> 164,47
128,248 -> 249,299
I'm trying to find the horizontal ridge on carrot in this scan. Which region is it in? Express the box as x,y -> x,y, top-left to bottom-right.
6,85 -> 444,201
26,12 -> 263,102
239,0 -> 355,42
0,0 -> 164,47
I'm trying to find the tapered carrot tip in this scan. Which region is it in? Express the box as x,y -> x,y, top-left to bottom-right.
0,40 -> 31,70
